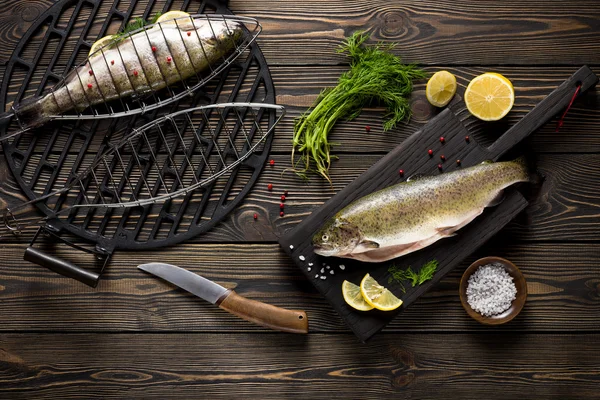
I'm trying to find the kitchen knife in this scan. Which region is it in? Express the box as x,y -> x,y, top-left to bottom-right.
138,262 -> 308,334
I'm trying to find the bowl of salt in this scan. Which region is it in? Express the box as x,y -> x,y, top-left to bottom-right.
459,256 -> 527,325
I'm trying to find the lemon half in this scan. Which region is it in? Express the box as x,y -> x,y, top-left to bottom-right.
360,274 -> 403,311
464,72 -> 514,121
342,280 -> 374,311
89,35 -> 116,56
156,11 -> 191,24
426,70 -> 457,107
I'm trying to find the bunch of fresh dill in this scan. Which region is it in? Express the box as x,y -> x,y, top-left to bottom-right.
388,260 -> 439,293
291,31 -> 427,183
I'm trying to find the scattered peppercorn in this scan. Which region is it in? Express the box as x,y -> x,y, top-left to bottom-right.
456,159 -> 461,165
365,125 -> 371,132
87,83 -> 93,89
267,183 -> 273,191
428,149 -> 433,156
280,203 -> 285,209
280,211 -> 285,217
133,70 -> 139,77
281,195 -> 286,202
88,70 -> 93,76
167,56 -> 172,63
111,60 -> 115,65
438,163 -> 443,170
440,155 -> 446,161
269,159 -> 275,166
399,169 -> 404,177
439,136 -> 445,143
465,136 -> 470,142
152,46 -> 157,52
253,213 -> 258,220
187,32 -> 192,36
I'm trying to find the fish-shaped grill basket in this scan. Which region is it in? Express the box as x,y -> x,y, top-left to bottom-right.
0,14 -> 261,141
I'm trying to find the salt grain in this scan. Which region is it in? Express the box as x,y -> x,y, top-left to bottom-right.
315,274 -> 319,278
307,267 -> 311,272
320,268 -> 325,273
339,265 -> 345,270
299,255 -> 306,261
466,263 -> 517,317
330,270 -> 334,275
326,265 -> 330,269
308,263 -> 313,267
320,276 -> 327,280
289,245 -> 294,250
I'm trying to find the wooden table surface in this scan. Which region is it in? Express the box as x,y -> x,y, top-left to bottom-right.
1,0 -> 599,398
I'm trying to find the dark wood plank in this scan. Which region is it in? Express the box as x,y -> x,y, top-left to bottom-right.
271,66 -> 600,154
0,241 -> 598,332
3,66 -> 599,153
1,153 -> 599,243
1,0 -> 599,67
1,332 -> 599,399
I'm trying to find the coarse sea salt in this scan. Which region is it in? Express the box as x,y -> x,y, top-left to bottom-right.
466,263 -> 517,317
339,265 -> 345,270
299,255 -> 306,261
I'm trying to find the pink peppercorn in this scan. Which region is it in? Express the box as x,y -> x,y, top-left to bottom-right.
253,213 -> 258,220
428,149 -> 433,156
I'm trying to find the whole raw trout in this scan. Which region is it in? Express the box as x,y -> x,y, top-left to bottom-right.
313,159 -> 529,262
11,16 -> 244,129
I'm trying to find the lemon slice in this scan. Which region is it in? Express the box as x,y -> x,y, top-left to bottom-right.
360,274 -> 403,311
156,11 -> 191,24
426,70 -> 457,107
342,280 -> 374,311
464,72 -> 515,121
89,35 -> 116,56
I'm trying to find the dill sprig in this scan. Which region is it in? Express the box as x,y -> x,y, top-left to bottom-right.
291,31 -> 427,183
111,13 -> 162,44
388,260 -> 439,289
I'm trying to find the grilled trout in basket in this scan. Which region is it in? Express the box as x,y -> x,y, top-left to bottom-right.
312,158 -> 530,262
10,13 -> 245,129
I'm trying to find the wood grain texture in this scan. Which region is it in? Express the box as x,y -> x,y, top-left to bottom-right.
3,66 -> 598,152
1,153 -> 598,243
0,0 -> 599,66
0,241 -> 598,333
1,333 -> 600,399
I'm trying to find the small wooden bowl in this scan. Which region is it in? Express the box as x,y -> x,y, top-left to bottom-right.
459,256 -> 527,325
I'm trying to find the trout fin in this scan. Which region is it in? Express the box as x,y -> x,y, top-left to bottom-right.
406,173 -> 427,182
488,190 -> 505,207
353,239 -> 379,253
13,96 -> 49,129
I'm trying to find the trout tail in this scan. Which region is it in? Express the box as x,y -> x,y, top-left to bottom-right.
12,96 -> 50,130
511,155 -> 543,186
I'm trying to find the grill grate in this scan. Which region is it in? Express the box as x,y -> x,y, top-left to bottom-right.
0,0 -> 278,285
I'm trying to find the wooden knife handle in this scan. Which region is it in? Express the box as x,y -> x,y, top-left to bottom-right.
217,290 -> 308,334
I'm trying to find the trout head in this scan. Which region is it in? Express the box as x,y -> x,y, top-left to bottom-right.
312,218 -> 363,257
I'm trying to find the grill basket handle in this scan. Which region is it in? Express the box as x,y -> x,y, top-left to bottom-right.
24,246 -> 101,288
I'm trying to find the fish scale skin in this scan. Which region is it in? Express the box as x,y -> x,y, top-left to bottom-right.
313,159 -> 528,260
37,19 -> 242,117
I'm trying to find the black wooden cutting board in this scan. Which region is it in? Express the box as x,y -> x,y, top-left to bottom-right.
279,66 -> 598,342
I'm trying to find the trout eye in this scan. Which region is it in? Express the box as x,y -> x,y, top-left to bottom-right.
322,234 -> 329,242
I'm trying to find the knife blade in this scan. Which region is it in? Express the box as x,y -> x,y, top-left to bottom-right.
138,262 -> 308,334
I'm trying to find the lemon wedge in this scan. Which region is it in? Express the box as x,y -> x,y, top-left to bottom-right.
89,35 -> 116,56
342,280 -> 374,311
464,72 -> 515,121
426,70 -> 457,107
156,11 -> 191,24
360,274 -> 403,311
